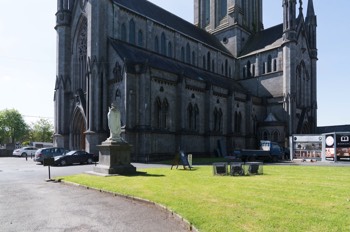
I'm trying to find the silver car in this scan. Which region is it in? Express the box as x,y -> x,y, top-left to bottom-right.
34,147 -> 68,164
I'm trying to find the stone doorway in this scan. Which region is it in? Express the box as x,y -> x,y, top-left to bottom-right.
71,108 -> 87,151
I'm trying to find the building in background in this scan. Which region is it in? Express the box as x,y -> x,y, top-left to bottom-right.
54,0 -> 317,161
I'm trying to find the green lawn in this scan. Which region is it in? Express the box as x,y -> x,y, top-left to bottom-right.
60,165 -> 350,232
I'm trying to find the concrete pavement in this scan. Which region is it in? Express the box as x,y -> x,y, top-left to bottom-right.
0,157 -> 191,232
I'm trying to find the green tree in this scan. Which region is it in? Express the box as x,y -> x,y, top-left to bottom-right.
29,118 -> 54,142
0,109 -> 29,144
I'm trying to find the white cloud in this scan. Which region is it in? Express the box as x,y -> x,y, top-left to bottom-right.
0,75 -> 14,82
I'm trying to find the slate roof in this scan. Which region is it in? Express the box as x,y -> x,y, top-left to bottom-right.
112,0 -> 231,55
239,24 -> 284,57
109,38 -> 247,93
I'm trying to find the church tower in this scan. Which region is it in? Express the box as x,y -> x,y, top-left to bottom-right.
305,0 -> 318,132
54,0 -> 73,148
282,0 -> 297,42
282,0 -> 297,135
194,0 -> 263,57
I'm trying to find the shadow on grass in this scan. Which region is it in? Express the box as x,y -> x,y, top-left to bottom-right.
171,167 -> 198,171
125,171 -> 165,177
124,168 -> 199,177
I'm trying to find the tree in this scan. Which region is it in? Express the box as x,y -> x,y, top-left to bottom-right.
0,109 -> 29,144
29,118 -> 54,142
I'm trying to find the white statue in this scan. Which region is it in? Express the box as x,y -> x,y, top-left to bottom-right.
107,103 -> 122,142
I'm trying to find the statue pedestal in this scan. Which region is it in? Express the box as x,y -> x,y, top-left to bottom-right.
93,140 -> 136,175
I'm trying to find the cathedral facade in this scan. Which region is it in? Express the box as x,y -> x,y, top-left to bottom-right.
54,0 -> 318,161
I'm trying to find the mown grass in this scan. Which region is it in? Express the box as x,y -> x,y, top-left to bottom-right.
60,165 -> 350,232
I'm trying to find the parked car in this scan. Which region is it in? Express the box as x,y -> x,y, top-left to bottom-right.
13,147 -> 38,157
34,147 -> 69,164
53,150 -> 98,166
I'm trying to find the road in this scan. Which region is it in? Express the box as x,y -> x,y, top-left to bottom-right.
0,157 -> 189,232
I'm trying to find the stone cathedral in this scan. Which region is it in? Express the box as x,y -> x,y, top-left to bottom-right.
54,0 -> 317,161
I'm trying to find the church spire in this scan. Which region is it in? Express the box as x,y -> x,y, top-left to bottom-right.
306,0 -> 315,18
298,0 -> 303,16
305,0 -> 317,58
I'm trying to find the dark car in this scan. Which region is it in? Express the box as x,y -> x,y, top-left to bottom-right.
34,147 -> 69,164
53,150 -> 98,166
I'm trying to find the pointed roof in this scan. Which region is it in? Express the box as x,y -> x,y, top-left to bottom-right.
239,24 -> 284,57
112,0 -> 231,55
264,113 -> 279,122
305,0 -> 316,25
306,0 -> 315,17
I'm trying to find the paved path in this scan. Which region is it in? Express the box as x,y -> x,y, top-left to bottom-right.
0,157 -> 189,232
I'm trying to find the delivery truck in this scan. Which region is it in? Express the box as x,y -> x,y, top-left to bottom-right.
233,140 -> 283,162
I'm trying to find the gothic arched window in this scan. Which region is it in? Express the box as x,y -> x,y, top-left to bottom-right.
192,51 -> 196,65
207,52 -> 211,71
214,108 -> 218,131
273,59 -> 277,72
187,103 -> 193,130
121,23 -> 127,41
162,99 -> 169,129
218,108 -> 223,131
252,115 -> 257,135
161,32 -> 166,55
262,62 -> 266,74
214,108 -> 223,132
154,36 -> 159,53
181,47 -> 185,62
297,65 -> 302,106
194,104 -> 199,131
138,30 -> 143,47
154,97 -> 169,129
168,42 -> 173,57
129,19 -> 135,44
186,43 -> 191,63
155,97 -> 162,128
267,55 -> 272,73
77,17 -> 87,91
247,60 -> 251,78
203,56 -> 206,69
234,111 -> 242,133
272,130 -> 280,142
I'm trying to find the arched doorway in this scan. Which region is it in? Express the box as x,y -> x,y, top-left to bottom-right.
71,107 -> 87,150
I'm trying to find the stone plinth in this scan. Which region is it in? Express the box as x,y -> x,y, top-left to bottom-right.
93,140 -> 136,175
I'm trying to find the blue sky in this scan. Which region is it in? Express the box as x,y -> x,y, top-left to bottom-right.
0,0 -> 348,127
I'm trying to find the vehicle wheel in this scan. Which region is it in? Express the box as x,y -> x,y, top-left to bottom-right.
60,160 -> 67,166
21,153 -> 27,157
87,158 -> 93,164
